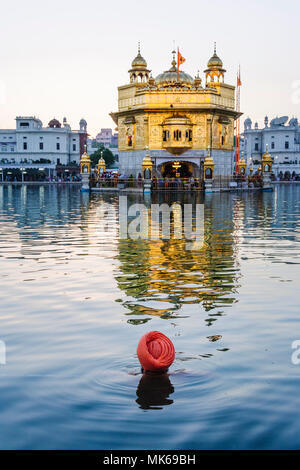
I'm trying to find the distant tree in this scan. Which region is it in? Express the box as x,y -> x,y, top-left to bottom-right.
90,148 -> 115,168
91,140 -> 102,149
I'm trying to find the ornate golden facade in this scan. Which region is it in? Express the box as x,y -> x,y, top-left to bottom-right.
111,45 -> 241,178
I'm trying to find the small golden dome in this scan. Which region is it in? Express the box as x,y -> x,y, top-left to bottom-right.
262,144 -> 273,163
204,155 -> 215,164
143,149 -> 153,166
207,44 -> 223,68
203,146 -> 215,167
131,44 -> 147,68
239,152 -> 246,165
81,152 -> 90,162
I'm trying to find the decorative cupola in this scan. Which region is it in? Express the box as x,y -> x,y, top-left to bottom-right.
142,147 -> 153,179
148,73 -> 155,87
194,71 -> 202,88
129,43 -> 150,83
264,116 -> 269,128
244,117 -> 252,131
262,144 -> 273,173
97,155 -> 106,175
203,145 -> 215,179
80,146 -> 91,175
48,118 -> 61,128
204,43 -> 226,86
79,118 -> 87,132
238,152 -> 247,175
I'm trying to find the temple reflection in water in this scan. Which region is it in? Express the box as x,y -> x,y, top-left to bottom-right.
115,192 -> 242,323
0,185 -> 281,326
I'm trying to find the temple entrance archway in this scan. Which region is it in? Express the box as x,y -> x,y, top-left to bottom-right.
157,160 -> 200,178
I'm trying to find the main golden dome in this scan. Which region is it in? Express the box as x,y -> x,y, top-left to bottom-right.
155,53 -> 193,85
156,70 -> 194,85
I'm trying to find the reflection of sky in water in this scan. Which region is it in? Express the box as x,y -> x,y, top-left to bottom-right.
0,184 -> 299,449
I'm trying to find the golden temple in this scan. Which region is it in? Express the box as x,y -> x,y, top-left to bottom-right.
111,44 -> 241,179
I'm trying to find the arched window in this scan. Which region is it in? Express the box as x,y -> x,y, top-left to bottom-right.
163,130 -> 170,142
174,130 -> 181,141
128,136 -> 132,147
185,130 -> 192,141
144,168 -> 151,179
205,168 -> 212,179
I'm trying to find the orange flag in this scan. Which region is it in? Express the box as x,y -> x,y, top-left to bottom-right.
237,68 -> 242,86
177,50 -> 186,67
177,49 -> 186,80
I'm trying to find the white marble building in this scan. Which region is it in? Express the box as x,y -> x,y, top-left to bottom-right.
0,117 -> 87,165
241,116 -> 300,175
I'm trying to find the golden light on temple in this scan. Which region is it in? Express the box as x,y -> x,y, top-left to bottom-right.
110,43 -> 241,178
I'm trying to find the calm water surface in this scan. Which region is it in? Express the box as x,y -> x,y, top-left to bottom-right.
0,184 -> 299,449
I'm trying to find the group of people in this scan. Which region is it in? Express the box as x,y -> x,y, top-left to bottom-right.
91,171 -> 121,188
272,171 -> 300,182
90,169 -> 300,191
152,176 -> 203,190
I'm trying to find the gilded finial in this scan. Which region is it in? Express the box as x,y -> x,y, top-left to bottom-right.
171,49 -> 177,69
138,41 -> 141,55
214,42 -> 216,54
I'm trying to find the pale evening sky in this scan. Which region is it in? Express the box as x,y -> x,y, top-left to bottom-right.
0,0 -> 299,137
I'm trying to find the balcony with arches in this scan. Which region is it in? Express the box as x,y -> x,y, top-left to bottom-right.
161,115 -> 193,155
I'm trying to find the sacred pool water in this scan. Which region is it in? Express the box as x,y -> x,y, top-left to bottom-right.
0,184 -> 299,449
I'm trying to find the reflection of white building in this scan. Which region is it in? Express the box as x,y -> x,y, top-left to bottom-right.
241,116 -> 300,175
0,117 -> 87,165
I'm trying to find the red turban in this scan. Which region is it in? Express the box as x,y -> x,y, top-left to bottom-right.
137,331 -> 175,372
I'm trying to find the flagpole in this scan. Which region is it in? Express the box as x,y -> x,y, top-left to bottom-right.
235,65 -> 241,174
